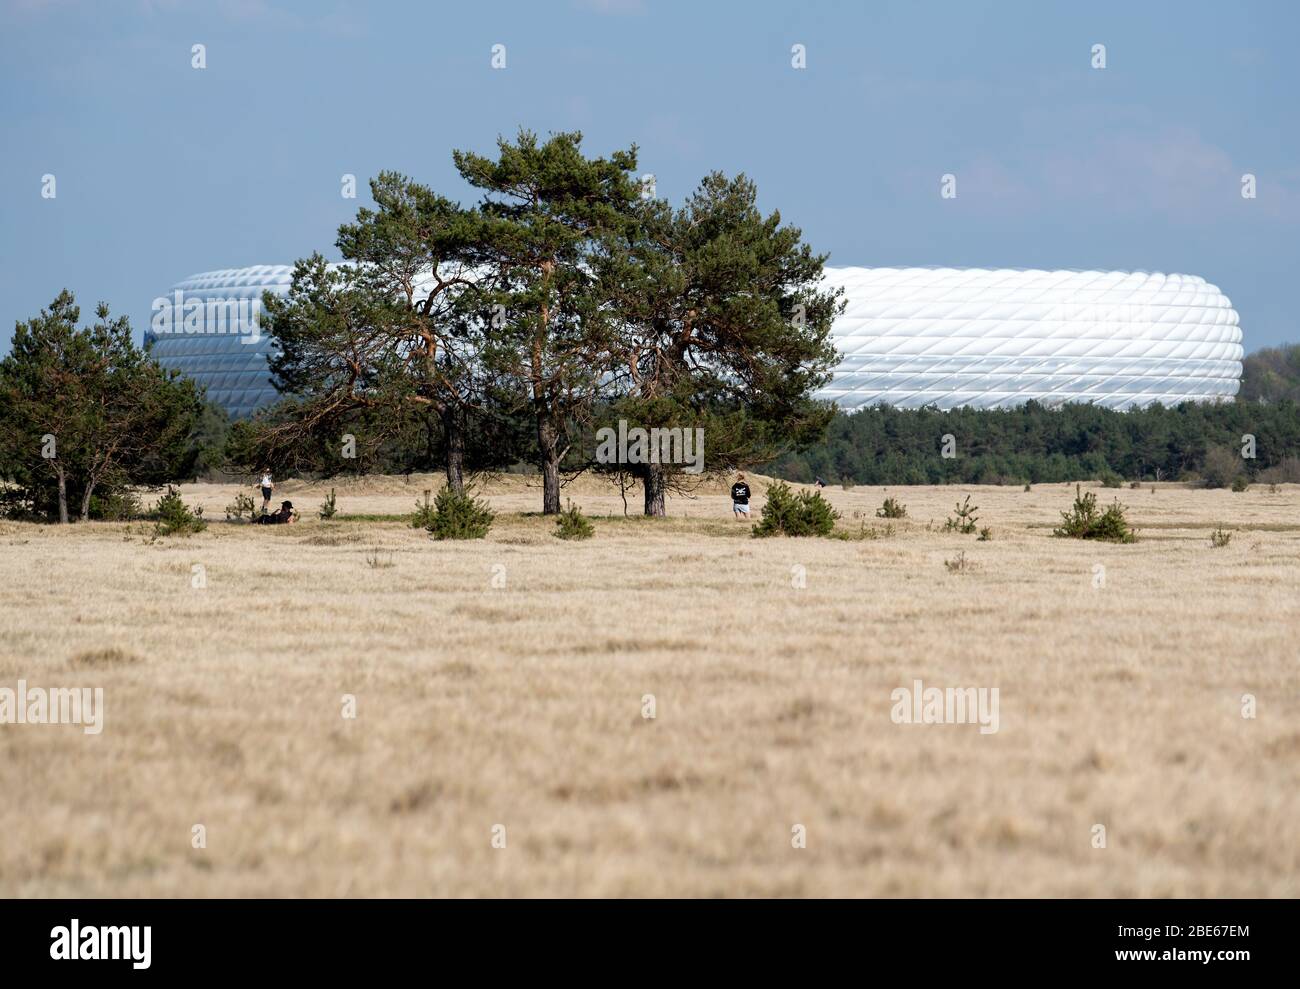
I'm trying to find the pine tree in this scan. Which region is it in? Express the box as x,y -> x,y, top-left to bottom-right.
0,291 -> 202,522
594,173 -> 842,515
452,130 -> 641,514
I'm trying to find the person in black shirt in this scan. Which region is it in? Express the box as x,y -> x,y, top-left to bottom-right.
252,500 -> 298,525
731,473 -> 752,520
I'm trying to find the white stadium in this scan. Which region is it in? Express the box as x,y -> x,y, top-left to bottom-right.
146,265 -> 297,418
817,267 -> 1243,410
146,264 -> 1244,417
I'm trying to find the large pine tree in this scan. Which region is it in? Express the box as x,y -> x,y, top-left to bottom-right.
595,172 -> 843,514
452,130 -> 641,513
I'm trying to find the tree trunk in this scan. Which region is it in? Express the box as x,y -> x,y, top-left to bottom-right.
537,416 -> 562,514
79,480 -> 96,522
642,463 -> 667,517
540,457 -> 561,514
56,466 -> 69,524
443,404 -> 465,495
533,262 -> 560,515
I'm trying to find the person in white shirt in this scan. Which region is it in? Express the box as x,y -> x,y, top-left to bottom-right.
258,470 -> 273,514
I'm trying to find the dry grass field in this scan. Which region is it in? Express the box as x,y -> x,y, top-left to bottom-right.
1,474 -> 1297,898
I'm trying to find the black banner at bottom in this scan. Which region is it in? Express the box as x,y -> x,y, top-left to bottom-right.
0,898 -> 1283,976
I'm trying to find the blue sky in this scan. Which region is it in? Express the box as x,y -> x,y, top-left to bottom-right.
2,0 -> 1297,350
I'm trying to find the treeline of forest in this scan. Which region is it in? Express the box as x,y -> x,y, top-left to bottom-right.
769,399 -> 1300,487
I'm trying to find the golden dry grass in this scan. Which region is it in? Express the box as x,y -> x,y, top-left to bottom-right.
1,475 -> 1297,897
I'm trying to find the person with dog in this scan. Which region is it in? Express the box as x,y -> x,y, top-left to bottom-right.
252,500 -> 297,525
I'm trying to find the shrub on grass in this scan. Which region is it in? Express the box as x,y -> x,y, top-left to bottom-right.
1210,528 -> 1232,548
876,496 -> 907,519
425,485 -> 494,540
752,481 -> 839,537
410,489 -> 437,529
152,487 -> 206,536
318,487 -> 338,520
1052,484 -> 1136,543
944,551 -> 974,573
365,547 -> 395,568
225,492 -> 255,520
943,494 -> 979,534
1231,475 -> 1249,493
553,501 -> 594,541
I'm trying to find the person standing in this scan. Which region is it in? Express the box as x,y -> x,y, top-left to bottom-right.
258,469 -> 273,514
731,473 -> 752,521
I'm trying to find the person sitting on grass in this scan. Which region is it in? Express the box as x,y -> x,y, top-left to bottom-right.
731,473 -> 751,521
252,500 -> 297,525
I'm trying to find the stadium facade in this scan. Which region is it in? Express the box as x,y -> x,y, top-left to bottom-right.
145,265 -> 295,419
819,267 -> 1243,410
146,264 -> 1243,418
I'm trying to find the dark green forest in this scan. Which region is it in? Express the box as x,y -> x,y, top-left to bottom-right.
771,398 -> 1300,487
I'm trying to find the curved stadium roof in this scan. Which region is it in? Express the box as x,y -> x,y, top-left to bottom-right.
145,265 -> 295,419
147,265 -> 1244,418
816,267 -> 1243,410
